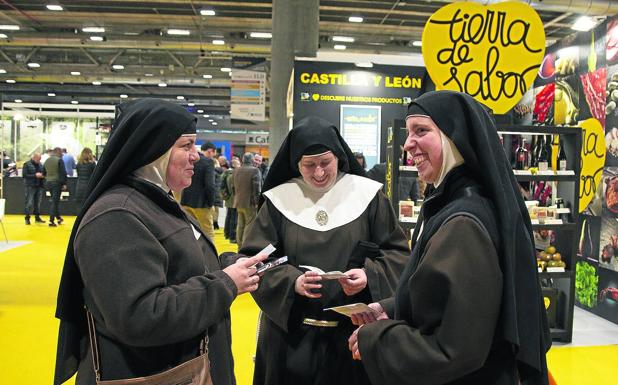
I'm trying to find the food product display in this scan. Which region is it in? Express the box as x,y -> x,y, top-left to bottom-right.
554,79 -> 579,125
539,52 -> 555,79
537,245 -> 566,271
605,176 -> 618,212
606,71 -> 618,115
580,67 -> 607,127
576,261 -> 599,308
534,83 -> 555,124
600,235 -> 618,263
605,127 -> 618,157
607,19 -> 618,64
555,55 -> 577,76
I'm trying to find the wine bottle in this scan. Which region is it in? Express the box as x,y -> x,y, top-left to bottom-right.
537,135 -> 549,171
515,137 -> 528,170
558,138 -> 567,171
530,135 -> 539,168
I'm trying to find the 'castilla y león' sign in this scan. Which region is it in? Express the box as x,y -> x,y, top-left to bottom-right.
422,2 -> 545,114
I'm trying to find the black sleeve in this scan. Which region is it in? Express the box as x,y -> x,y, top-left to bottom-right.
58,159 -> 68,184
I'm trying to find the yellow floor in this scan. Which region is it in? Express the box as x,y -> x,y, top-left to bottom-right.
0,214 -> 615,385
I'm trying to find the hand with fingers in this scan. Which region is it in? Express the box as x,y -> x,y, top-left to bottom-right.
294,271 -> 323,298
350,302 -> 389,326
348,325 -> 363,361
338,268 -> 367,296
223,253 -> 268,294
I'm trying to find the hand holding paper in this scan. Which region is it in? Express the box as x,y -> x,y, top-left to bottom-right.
299,265 -> 348,279
338,268 -> 367,296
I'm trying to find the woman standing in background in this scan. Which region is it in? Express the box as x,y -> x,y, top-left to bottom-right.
74,147 -> 96,203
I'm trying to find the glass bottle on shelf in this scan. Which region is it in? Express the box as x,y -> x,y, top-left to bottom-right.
558,138 -> 567,171
515,137 -> 529,170
530,135 -> 539,168
537,135 -> 549,171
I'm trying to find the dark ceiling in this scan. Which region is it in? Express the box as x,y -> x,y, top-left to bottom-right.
0,0 -> 613,130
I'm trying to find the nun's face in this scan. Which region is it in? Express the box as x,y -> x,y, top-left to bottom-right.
167,134 -> 199,191
404,116 -> 443,184
299,151 -> 338,189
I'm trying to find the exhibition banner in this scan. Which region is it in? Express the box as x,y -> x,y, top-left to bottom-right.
231,69 -> 266,121
422,1 -> 545,114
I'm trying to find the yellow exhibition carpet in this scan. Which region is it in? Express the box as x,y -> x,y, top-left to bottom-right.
0,214 -> 616,385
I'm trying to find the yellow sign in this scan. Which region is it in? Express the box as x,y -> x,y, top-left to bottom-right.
579,118 -> 606,212
422,2 -> 545,114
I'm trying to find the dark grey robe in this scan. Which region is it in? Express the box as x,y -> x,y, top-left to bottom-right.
240,189 -> 409,385
74,184 -> 237,385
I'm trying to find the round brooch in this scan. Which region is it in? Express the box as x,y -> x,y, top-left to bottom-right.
315,210 -> 329,226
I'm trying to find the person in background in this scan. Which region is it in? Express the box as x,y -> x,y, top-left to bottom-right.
366,162 -> 420,202
40,148 -> 53,164
354,152 -> 367,170
75,147 -> 96,203
53,99 -> 266,385
253,153 -> 268,185
213,155 -> 224,231
22,152 -> 45,225
221,158 -> 239,243
43,147 -> 67,227
241,116 -> 410,385
348,91 -> 550,385
62,148 -> 76,177
180,142 -> 216,240
232,152 -> 261,248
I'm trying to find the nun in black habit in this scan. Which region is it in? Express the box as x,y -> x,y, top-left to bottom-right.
53,99 -> 266,385
239,116 -> 410,385
348,91 -> 551,385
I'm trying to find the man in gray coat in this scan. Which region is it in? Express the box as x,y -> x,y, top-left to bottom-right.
232,152 -> 261,247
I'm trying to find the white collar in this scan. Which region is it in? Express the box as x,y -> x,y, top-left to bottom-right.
263,174 -> 382,232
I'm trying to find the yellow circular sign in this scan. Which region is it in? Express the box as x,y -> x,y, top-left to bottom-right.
579,118 -> 606,212
422,2 -> 545,114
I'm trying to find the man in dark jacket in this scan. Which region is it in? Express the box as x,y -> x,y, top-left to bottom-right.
180,142 -> 216,239
232,152 -> 261,247
43,147 -> 68,227
22,152 -> 46,225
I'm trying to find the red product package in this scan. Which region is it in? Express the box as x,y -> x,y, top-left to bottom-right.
607,19 -> 618,63
580,67 -> 607,127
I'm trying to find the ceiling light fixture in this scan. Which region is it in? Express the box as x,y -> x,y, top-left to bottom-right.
6,79 -> 15,83
120,94 -> 128,99
14,99 -> 22,103
0,25 -> 20,31
0,34 -> 7,39
333,36 -> 354,43
334,44 -> 346,50
355,62 -> 373,68
46,4 -> 63,11
208,119 -> 214,122
144,73 -> 154,77
212,122 -> 218,126
71,100 -> 79,105
200,9 -> 216,16
188,102 -> 195,106
571,16 -> 597,32
112,64 -> 124,70
197,110 -> 204,113
202,114 -> 209,118
89,36 -> 104,41
250,32 -> 272,39
82,27 -> 105,33
167,29 -> 190,36
349,16 -> 363,23
158,82 -> 167,87
412,40 -> 422,47
0,69 -> 6,73
27,62 -> 40,68
177,96 -> 185,100
212,39 -> 225,45
220,67 -> 231,72
92,81 -> 101,85
70,71 -> 81,76
203,74 -> 213,79
48,92 -> 56,96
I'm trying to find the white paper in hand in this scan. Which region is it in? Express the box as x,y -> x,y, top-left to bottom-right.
299,265 -> 348,280
324,303 -> 379,318
258,244 -> 276,257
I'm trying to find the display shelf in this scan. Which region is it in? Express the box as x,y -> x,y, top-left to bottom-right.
531,223 -> 577,231
538,271 -> 572,279
498,125 -> 581,135
514,174 -> 577,182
